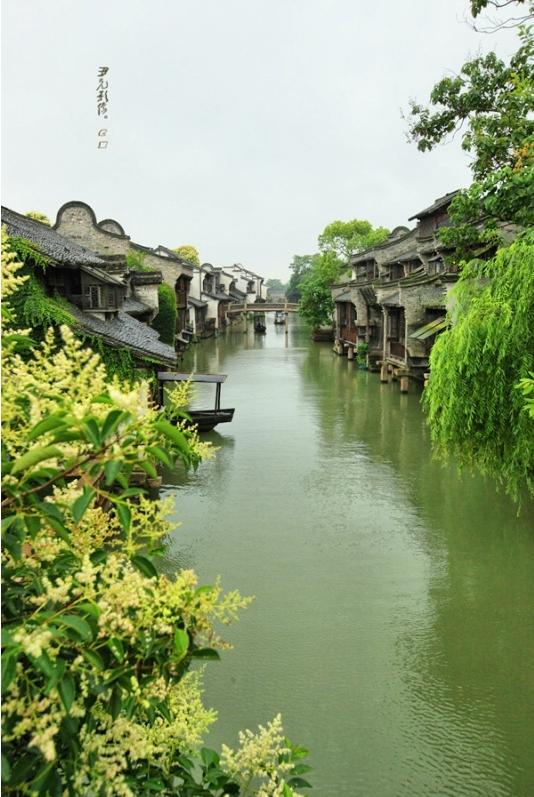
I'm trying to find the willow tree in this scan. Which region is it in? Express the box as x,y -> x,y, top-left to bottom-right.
424,233 -> 534,499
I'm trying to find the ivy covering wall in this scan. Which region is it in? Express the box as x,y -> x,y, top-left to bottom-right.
151,283 -> 177,346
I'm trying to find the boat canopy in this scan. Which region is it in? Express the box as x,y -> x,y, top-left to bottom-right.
157,371 -> 227,383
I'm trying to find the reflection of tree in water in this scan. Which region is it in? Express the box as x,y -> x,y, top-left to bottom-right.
299,343 -> 534,795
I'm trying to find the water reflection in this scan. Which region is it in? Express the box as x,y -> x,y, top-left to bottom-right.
162,316 -> 534,796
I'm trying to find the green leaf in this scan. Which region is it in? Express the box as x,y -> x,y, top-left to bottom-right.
83,419 -> 101,447
45,517 -> 70,542
173,628 -> 189,660
1,515 -> 17,533
107,637 -> 124,663
195,585 -> 214,596
290,745 -> 309,760
9,753 -> 35,786
1,754 -> 11,783
28,652 -> 55,678
11,445 -> 62,475
27,414 -> 66,441
116,504 -> 131,532
139,460 -> 158,479
82,649 -> 104,669
110,686 -> 122,719
156,700 -> 172,723
25,515 -> 41,534
102,409 -> 127,440
72,488 -> 96,523
287,776 -> 312,788
1,651 -> 17,691
39,501 -> 64,522
131,554 -> 158,579
30,761 -> 55,794
292,764 -> 312,776
147,445 -> 173,467
53,615 -> 93,642
153,420 -> 190,455
1,628 -> 15,647
104,460 -> 121,486
191,648 -> 220,661
201,748 -> 220,769
75,601 -> 100,618
57,673 -> 76,713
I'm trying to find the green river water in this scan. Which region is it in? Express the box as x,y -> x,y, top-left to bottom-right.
162,316 -> 534,797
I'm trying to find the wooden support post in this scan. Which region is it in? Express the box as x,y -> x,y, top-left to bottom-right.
284,300 -> 289,335
347,345 -> 354,361
380,362 -> 389,382
400,375 -> 409,393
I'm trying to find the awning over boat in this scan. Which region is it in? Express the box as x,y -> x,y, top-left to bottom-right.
157,371 -> 227,383
410,316 -> 447,340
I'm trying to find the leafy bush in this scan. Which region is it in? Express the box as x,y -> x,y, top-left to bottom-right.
356,342 -> 368,368
1,229 -> 310,796
152,283 -> 177,346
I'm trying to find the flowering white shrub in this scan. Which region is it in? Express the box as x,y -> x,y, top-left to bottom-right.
1,228 -> 310,796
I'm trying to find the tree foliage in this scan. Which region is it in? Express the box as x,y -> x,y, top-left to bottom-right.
126,250 -> 150,273
423,233 -> 534,500
265,278 -> 287,297
152,283 -> 177,346
25,211 -> 51,226
318,219 -> 389,263
407,23 -> 534,255
298,252 -> 342,329
1,230 -> 311,796
286,255 -> 314,302
172,245 -> 200,268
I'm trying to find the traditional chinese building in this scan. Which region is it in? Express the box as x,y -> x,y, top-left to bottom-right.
332,191 -> 461,388
2,206 -> 177,370
54,201 -> 194,348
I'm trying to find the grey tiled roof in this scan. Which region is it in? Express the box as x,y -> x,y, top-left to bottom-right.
202,291 -> 232,302
123,297 -> 152,315
69,305 -> 176,365
2,206 -> 108,267
230,287 -> 246,299
154,246 -> 196,269
408,190 -> 459,221
130,271 -> 162,285
188,296 -> 208,308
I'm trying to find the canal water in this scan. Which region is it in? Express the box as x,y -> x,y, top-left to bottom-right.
162,316 -> 534,797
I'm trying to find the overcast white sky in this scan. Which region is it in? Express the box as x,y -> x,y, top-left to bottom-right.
1,1 -> 518,280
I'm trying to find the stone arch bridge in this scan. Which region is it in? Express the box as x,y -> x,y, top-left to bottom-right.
227,302 -> 299,316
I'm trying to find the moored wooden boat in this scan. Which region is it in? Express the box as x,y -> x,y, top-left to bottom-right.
157,372 -> 235,432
